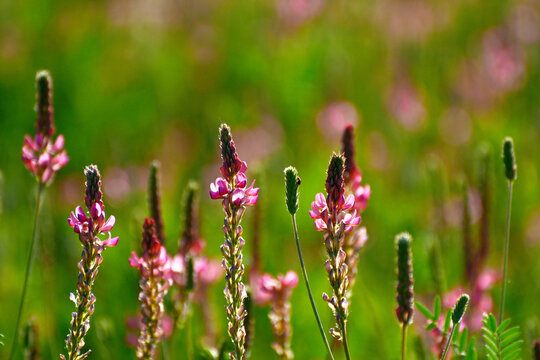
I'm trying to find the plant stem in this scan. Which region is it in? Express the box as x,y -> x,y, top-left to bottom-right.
499,181 -> 513,323
290,215 -> 335,360
401,324 -> 407,360
440,324 -> 456,360
342,324 -> 352,360
186,314 -> 194,360
9,183 -> 44,360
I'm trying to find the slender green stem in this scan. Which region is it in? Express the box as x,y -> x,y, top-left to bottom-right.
440,324 -> 457,360
9,183 -> 44,360
401,324 -> 407,360
290,215 -> 335,360
341,324 -> 352,360
499,181 -> 513,323
186,314 -> 194,360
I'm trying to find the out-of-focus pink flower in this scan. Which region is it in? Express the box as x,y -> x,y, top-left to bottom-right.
130,219 -> 173,279
255,271 -> 299,305
194,257 -> 222,287
438,108 -> 472,146
482,29 -> 524,92
316,102 -> 360,143
276,0 -> 324,27
387,80 -> 426,132
125,313 -> 174,348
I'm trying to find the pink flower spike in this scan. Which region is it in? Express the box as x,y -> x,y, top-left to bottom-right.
37,152 -> 50,167
42,168 -> 53,184
314,218 -> 327,231
103,236 -> 119,247
101,215 -> 116,232
245,195 -> 258,206
239,161 -> 248,173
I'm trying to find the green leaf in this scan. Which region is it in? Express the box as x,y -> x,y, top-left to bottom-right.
434,296 -> 441,320
415,301 -> 434,321
444,309 -> 452,333
426,323 -> 437,331
481,313 -> 523,360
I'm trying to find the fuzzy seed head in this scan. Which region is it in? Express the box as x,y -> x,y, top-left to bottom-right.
502,137 -> 517,181
84,165 -> 102,210
395,232 -> 414,325
325,154 -> 345,207
35,70 -> 54,138
284,166 -> 300,215
451,294 -> 469,325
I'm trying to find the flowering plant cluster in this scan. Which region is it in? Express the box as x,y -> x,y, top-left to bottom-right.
10,72 -> 533,360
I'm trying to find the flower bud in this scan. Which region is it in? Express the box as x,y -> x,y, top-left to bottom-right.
502,137 -> 517,181
451,294 -> 469,325
180,181 -> 200,254
219,124 -> 242,180
84,165 -> 103,210
325,154 -> 345,208
284,166 -> 300,215
395,232 -> 414,325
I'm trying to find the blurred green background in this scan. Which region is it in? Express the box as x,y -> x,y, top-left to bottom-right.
1,0 -> 540,358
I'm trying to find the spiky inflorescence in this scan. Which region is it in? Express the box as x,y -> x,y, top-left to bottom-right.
173,181 -> 202,329
310,154 -> 361,342
63,165 -> 118,360
502,137 -> 517,182
452,294 -> 469,325
148,161 -> 165,244
284,167 -> 300,216
209,124 -> 259,360
179,181 -> 201,255
35,70 -> 54,137
340,126 -> 370,293
129,219 -> 173,360
22,70 -> 68,185
395,233 -> 414,325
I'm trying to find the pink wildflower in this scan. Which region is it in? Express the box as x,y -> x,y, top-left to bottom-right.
255,271 -> 299,359
209,124 -> 258,360
62,165 -> 118,360
22,70 -> 68,185
129,218 -> 174,359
